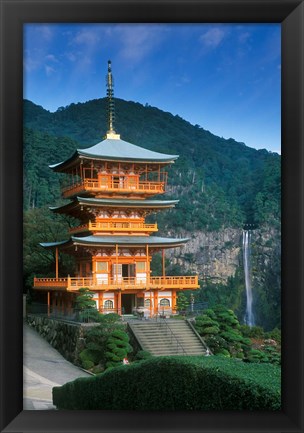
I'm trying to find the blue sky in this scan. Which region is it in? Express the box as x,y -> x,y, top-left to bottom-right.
23,23 -> 281,154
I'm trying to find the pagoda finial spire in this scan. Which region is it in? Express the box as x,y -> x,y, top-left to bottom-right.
106,60 -> 120,139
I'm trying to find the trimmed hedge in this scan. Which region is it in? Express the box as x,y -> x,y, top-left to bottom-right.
53,356 -> 281,410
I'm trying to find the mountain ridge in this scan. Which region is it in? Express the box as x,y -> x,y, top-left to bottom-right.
23,98 -> 280,230
23,98 -> 281,329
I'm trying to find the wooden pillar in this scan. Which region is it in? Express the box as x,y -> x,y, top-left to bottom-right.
99,292 -> 103,313
47,291 -> 50,317
154,291 -> 159,316
115,244 -> 118,284
146,244 -> 150,286
55,247 -> 59,279
172,290 -> 177,314
149,291 -> 153,318
117,291 -> 122,315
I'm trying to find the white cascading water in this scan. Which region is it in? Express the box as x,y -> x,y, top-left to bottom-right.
243,230 -> 255,327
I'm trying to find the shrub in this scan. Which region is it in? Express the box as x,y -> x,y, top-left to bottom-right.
176,292 -> 189,315
77,314 -> 128,371
248,326 -> 265,339
263,346 -> 281,365
245,349 -> 269,363
216,348 -> 230,357
134,350 -> 152,361
74,288 -> 99,323
265,327 -> 281,344
240,324 -> 252,337
79,348 -> 101,370
194,306 -> 276,362
105,329 -> 133,368
53,356 -> 281,411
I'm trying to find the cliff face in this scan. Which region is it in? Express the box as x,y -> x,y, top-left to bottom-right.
168,228 -> 242,282
249,226 -> 281,330
166,225 -> 281,330
168,225 -> 280,281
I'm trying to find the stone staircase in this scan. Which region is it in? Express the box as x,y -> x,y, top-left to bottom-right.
128,319 -> 208,356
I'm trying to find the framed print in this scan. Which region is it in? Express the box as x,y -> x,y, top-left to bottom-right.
0,0 -> 303,432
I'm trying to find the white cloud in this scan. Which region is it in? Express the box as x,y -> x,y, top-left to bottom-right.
39,25 -> 54,41
45,54 -> 59,63
24,56 -> 40,72
65,51 -> 77,62
115,25 -> 168,63
175,74 -> 191,87
45,65 -> 56,76
199,27 -> 226,49
73,29 -> 100,45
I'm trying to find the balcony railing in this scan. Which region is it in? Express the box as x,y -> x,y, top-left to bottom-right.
33,275 -> 199,291
62,178 -> 165,198
69,221 -> 158,235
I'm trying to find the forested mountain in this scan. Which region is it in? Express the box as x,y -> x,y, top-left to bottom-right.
23,98 -> 280,230
23,98 -> 281,330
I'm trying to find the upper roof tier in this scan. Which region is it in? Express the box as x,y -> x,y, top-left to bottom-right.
50,197 -> 179,219
50,136 -> 179,172
40,235 -> 189,250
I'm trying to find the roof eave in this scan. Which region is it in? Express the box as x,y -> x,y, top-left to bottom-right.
49,151 -> 79,172
77,151 -> 178,164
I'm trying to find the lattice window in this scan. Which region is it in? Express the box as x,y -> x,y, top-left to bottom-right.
96,262 -> 108,272
159,298 -> 170,307
144,299 -> 151,307
136,262 -> 146,272
104,300 -> 114,309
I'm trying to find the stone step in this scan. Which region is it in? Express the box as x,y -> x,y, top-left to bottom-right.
144,349 -> 205,355
142,341 -> 203,349
129,319 -> 208,357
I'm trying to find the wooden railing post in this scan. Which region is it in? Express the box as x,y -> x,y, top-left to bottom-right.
47,291 -> 50,317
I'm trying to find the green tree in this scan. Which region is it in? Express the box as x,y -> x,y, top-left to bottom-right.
23,206 -> 75,293
78,313 -> 123,371
74,288 -> 99,322
105,329 -> 133,369
176,292 -> 190,315
194,306 -> 251,359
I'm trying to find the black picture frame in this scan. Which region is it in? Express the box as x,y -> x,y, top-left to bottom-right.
1,0 -> 303,432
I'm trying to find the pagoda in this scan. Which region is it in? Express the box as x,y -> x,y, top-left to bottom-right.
33,61 -> 199,318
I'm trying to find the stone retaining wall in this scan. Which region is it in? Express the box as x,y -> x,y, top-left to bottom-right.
27,315 -> 89,365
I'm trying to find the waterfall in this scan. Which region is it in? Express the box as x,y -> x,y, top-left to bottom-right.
243,230 -> 255,327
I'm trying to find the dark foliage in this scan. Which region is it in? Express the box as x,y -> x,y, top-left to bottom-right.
53,356 -> 281,410
23,98 -> 280,230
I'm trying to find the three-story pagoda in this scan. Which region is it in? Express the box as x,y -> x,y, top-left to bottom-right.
34,61 -> 199,317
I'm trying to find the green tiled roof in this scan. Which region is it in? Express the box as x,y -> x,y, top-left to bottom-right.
50,138 -> 178,171
50,197 -> 179,213
40,235 -> 189,249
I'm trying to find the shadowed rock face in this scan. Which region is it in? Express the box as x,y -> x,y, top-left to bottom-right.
167,225 -> 280,284
167,228 -> 242,282
166,224 -> 281,329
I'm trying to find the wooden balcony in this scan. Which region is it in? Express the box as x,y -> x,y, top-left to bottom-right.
33,275 -> 199,291
69,220 -> 158,235
62,178 -> 165,198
